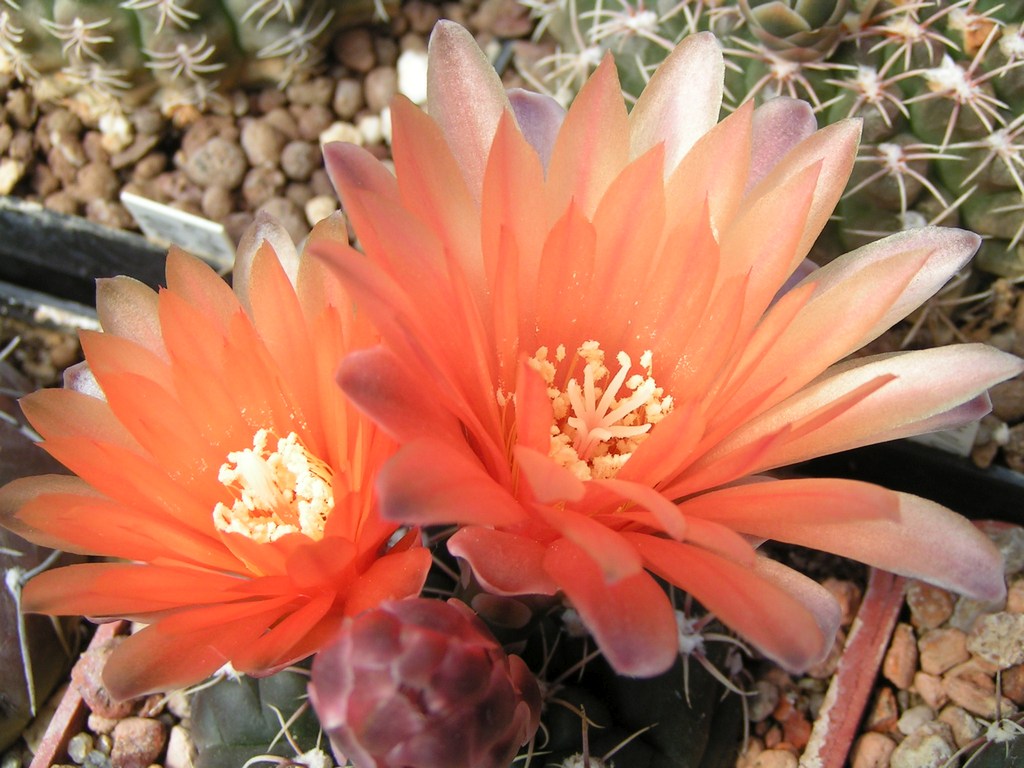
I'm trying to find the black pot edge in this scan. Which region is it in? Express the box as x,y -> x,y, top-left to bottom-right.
0,196 -> 166,306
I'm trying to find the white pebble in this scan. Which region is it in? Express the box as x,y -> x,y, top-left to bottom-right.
319,121 -> 363,147
0,158 -> 25,195
397,48 -> 429,104
357,114 -> 383,145
305,195 -> 338,226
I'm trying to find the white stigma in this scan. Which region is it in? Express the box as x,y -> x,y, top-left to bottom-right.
528,341 -> 673,481
213,429 -> 334,543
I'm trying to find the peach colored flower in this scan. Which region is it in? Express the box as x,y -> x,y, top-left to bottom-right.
0,215 -> 431,699
318,23 -> 1022,676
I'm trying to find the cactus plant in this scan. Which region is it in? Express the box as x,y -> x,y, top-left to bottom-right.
514,0 -> 1024,277
0,0 -> 396,113
190,666 -> 327,768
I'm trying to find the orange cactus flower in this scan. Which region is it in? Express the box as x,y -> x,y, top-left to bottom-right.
0,214 -> 431,699
318,22 -> 1023,678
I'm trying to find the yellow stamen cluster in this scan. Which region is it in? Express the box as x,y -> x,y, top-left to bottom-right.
528,341 -> 673,481
212,429 -> 335,542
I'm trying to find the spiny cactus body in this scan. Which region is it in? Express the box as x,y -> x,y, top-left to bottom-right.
516,0 -> 1024,277
0,0 -> 395,112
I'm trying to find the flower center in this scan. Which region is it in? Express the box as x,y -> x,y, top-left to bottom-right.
528,341 -> 673,481
212,429 -> 334,542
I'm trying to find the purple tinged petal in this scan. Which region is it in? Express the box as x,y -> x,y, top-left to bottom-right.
747,97 -> 818,192
776,492 -> 1006,602
508,88 -> 565,171
771,257 -> 818,305
427,20 -> 511,202
234,211 -> 300,313
628,31 -> 724,174
750,557 -> 842,658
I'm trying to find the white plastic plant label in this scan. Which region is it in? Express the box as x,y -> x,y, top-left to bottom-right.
121,191 -> 235,271
908,421 -> 980,458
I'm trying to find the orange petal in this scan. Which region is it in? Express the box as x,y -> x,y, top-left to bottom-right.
103,598 -> 295,699
342,546 -> 432,617
22,562 -> 246,618
448,527 -> 558,596
625,533 -> 828,672
546,54 -> 629,220
533,505 -> 642,583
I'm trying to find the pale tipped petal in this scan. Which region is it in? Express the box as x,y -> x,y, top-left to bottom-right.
797,227 -> 980,346
63,362 -> 104,399
629,31 -> 724,174
751,557 -> 842,649
95,276 -> 164,357
717,344 -> 1024,470
427,20 -> 511,200
544,538 -> 679,677
748,97 -> 817,191
763,492 -> 1005,601
234,212 -> 300,312
508,89 -> 565,171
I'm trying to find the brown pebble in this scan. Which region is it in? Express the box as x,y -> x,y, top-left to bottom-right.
332,78 -> 365,119
918,628 -> 969,676
471,0 -> 535,38
335,28 -> 376,72
183,136 -> 247,190
82,131 -> 111,164
242,166 -> 286,208
7,89 -> 37,128
1007,578 -> 1024,614
850,732 -> 897,768
131,152 -> 168,182
967,612 -> 1024,668
907,581 -> 955,630
286,181 -> 314,208
111,717 -> 167,768
47,145 -> 80,186
883,623 -> 918,690
822,579 -> 863,627
201,185 -> 233,221
403,0 -> 441,33
87,712 -> 119,735
913,671 -> 949,710
865,686 -> 900,733
294,104 -> 335,142
74,161 -> 120,202
1002,663 -> 1024,705
9,129 -> 34,163
240,119 -> 287,167
751,751 -> 797,768
280,140 -> 320,181
991,379 -> 1024,422
286,76 -> 334,107
0,121 -> 12,154
44,190 -> 78,216
71,637 -> 138,719
938,704 -> 983,748
364,66 -> 399,113
86,199 -> 136,230
942,660 -> 1016,719
262,107 -> 300,140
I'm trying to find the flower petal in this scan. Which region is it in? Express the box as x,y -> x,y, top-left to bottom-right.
748,97 -> 817,191
543,538 -> 678,676
717,344 -> 1024,470
95,276 -> 165,357
426,20 -> 510,200
448,528 -> 559,596
508,88 -> 565,170
377,439 -> 526,527
629,31 -> 724,174
625,533 -> 829,671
